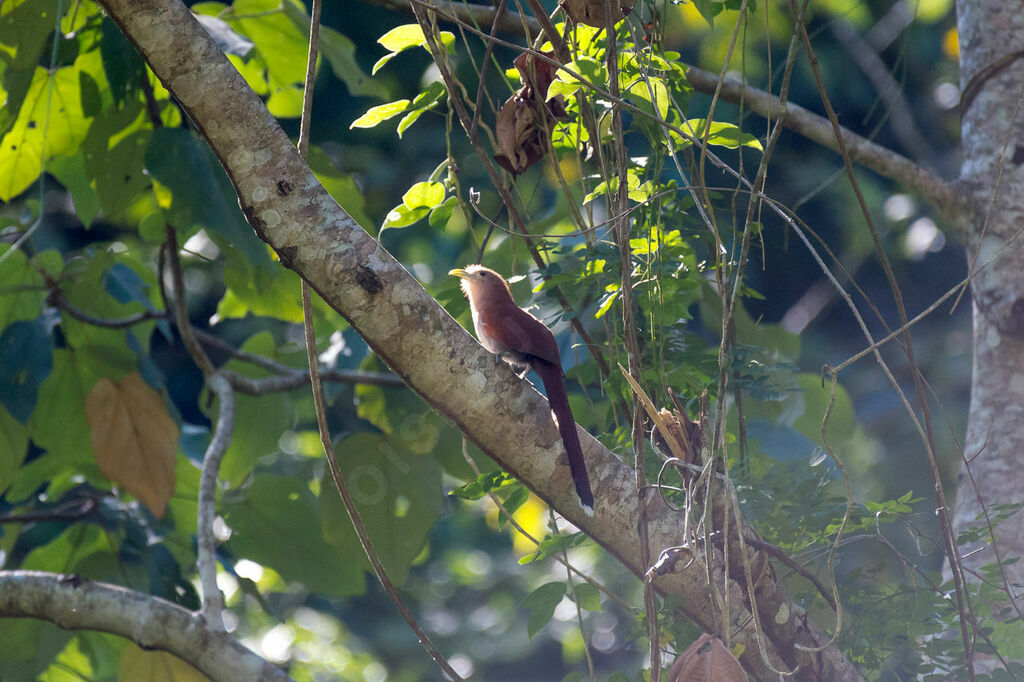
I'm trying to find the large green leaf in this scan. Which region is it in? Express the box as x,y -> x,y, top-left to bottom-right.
276,2 -> 387,100
0,620 -> 70,682
81,102 -> 152,217
0,65 -> 88,201
307,145 -> 373,230
0,405 -> 28,496
58,253 -> 156,379
523,582 -> 566,638
99,17 -> 145,105
0,245 -> 48,329
226,474 -> 365,595
0,317 -> 55,422
226,0 -> 308,116
216,333 -> 296,486
48,152 -> 102,227
216,250 -> 304,323
145,127 -> 268,266
0,0 -> 63,138
27,348 -> 101,468
320,431 -> 444,587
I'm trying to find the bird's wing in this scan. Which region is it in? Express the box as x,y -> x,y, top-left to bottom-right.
494,305 -> 561,366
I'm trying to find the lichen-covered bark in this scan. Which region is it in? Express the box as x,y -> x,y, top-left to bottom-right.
0,571 -> 289,682
955,0 -> 1024,670
75,0 -> 867,679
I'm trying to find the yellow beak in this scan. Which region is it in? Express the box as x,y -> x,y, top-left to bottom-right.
448,268 -> 470,279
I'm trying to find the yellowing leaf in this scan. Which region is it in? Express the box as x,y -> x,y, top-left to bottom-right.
402,181 -> 445,209
85,372 -> 178,518
350,99 -> 410,129
118,643 -> 210,682
377,24 -> 455,53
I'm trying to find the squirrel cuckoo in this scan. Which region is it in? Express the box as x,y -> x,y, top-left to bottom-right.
450,265 -> 594,514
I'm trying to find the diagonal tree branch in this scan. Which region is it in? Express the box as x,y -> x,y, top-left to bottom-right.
0,571 -> 290,682
94,0 -> 864,679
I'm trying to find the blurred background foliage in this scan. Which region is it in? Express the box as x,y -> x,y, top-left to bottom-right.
0,0 -> 977,679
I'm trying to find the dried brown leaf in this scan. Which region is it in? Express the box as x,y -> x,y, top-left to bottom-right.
667,634 -> 746,682
494,91 -> 547,174
85,372 -> 178,518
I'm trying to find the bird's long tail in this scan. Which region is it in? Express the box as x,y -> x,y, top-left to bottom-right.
535,360 -> 594,515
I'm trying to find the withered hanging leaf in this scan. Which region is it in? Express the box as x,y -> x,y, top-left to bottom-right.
667,633 -> 746,682
493,52 -> 568,175
513,52 -> 567,119
651,406 -> 705,482
494,93 -> 547,175
85,372 -> 178,518
559,0 -> 634,28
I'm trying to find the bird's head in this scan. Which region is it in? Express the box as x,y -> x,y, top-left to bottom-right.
449,265 -> 514,304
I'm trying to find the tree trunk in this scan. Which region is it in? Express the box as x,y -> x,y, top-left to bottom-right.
954,0 -> 1024,672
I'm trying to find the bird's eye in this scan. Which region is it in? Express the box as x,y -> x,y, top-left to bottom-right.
479,271 -> 488,277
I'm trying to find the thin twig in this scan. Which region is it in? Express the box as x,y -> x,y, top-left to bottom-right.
0,498 -> 98,525
597,7 -> 659,678
296,4 -> 463,678
467,0 -> 509,141
197,373 -> 234,628
165,223 -> 215,377
48,289 -> 404,388
791,6 -> 975,676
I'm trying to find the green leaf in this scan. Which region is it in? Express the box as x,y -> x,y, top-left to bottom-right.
626,76 -> 670,120
594,288 -> 619,319
28,349 -> 100,470
217,333 -> 296,485
684,118 -> 763,151
377,24 -> 455,54
319,26 -> 389,99
523,582 -> 565,638
519,532 -> 589,564
320,431 -> 444,587
382,204 -> 429,230
307,145 -> 374,230
146,127 -> 268,266
402,181 -> 446,209
547,79 -> 582,100
99,17 -> 146,105
104,263 -> 171,339
395,82 -> 446,137
226,475 -> 364,595
350,99 -> 411,129
58,253 -> 157,378
0,246 -> 47,329
692,0 -> 716,25
428,196 -> 458,229
450,470 -> 514,500
0,0 -> 61,72
0,405 -> 28,496
556,57 -> 607,87
81,103 -> 152,218
0,620 -> 71,682
0,65 -> 89,201
397,108 -> 428,137
574,583 -> 602,611
0,318 -> 55,422
48,153 -> 102,228
230,0 -> 307,84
